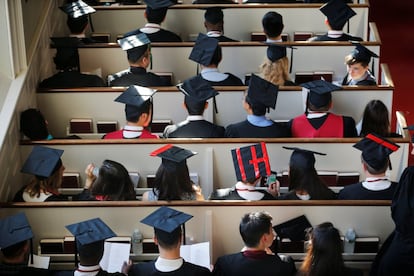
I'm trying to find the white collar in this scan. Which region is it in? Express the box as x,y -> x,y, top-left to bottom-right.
140,23 -> 162,34
266,38 -> 283,43
307,112 -> 328,119
296,193 -> 311,200
123,125 -> 143,139
186,115 -> 204,121
200,68 -> 228,82
22,191 -> 51,202
327,30 -> 344,38
235,182 -> 264,200
207,31 -> 222,37
70,34 -> 86,38
362,177 -> 391,191
155,257 -> 183,272
75,264 -> 101,276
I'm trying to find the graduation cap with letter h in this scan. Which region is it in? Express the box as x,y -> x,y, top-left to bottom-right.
189,33 -> 220,74
115,85 -> 157,122
246,74 -> 279,113
118,33 -> 151,67
177,76 -> 220,113
265,43 -> 297,73
21,146 -> 64,180
283,146 -> 326,171
353,133 -> 400,170
320,0 -> 356,32
150,144 -> 197,172
231,142 -> 271,182
300,79 -> 341,113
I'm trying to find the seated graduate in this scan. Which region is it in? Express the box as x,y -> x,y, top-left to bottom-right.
276,147 -> 337,200
225,74 -> 290,138
212,211 -> 296,276
62,218 -> 127,276
298,222 -> 363,276
142,145 -> 204,201
203,7 -> 238,42
107,33 -> 171,87
338,133 -> 400,200
126,206 -> 211,275
0,213 -> 54,276
104,85 -> 159,139
123,0 -> 182,42
262,12 -> 284,43
163,77 -> 225,138
13,146 -> 69,202
260,44 -> 296,86
20,108 -> 53,141
308,0 -> 363,42
370,166 -> 414,276
81,159 -> 136,201
289,80 -> 357,138
39,37 -> 105,88
209,142 -> 277,200
188,33 -> 243,86
342,43 -> 378,86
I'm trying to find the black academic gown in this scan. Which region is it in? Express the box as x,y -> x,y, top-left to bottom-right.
309,33 -> 363,42
212,251 -> 296,276
338,182 -> 397,200
39,71 -> 105,88
225,120 -> 290,138
54,269 -> 125,276
201,73 -> 244,86
342,72 -> 377,86
128,260 -> 211,276
370,166 -> 414,276
124,29 -> 182,43
213,35 -> 238,42
108,67 -> 171,87
164,120 -> 225,138
0,263 -> 54,276
277,190 -> 337,200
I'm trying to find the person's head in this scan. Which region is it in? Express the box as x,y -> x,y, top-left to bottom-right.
189,33 -> 221,67
262,12 -> 284,39
244,74 -> 278,116
320,0 -> 356,31
21,146 -> 65,198
51,37 -> 81,71
301,80 -> 341,112
261,57 -> 290,86
118,33 -> 151,66
60,0 -> 96,34
360,100 -> 390,137
300,222 -> 346,276
91,159 -> 136,200
204,7 -> 224,32
239,212 -> 275,249
20,108 -> 49,140
345,44 -> 378,81
150,145 -> 197,201
67,16 -> 89,34
144,0 -> 175,24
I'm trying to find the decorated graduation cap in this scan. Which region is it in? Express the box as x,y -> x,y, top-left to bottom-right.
204,7 -> 224,24
283,146 -> 326,170
320,0 -> 356,30
301,79 -> 341,109
59,0 -> 96,19
21,146 -> 64,179
51,37 -> 80,70
65,218 -> 116,247
273,215 -> 312,242
150,144 -> 197,172
178,76 -> 219,112
353,133 -> 400,171
246,74 -> 279,110
141,206 -> 193,233
118,33 -> 151,62
266,43 -> 296,73
231,142 -> 271,182
115,85 -> 156,121
350,43 -> 379,64
0,213 -> 33,250
189,33 -> 219,67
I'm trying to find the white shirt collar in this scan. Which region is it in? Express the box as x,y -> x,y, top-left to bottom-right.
235,182 -> 264,200
140,23 -> 161,34
362,177 -> 391,191
186,115 -> 204,121
75,264 -> 101,276
296,193 -> 311,200
327,30 -> 344,38
247,115 -> 273,127
70,34 -> 86,38
266,38 -> 283,43
307,112 -> 328,119
206,31 -> 222,37
200,68 -> 228,82
155,257 -> 183,272
123,125 -> 143,139
22,191 -> 51,202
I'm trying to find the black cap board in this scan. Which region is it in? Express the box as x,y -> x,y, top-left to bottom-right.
178,77 -> 219,102
189,33 -> 219,67
273,215 -> 312,242
141,206 -> 193,233
320,0 -> 356,30
265,43 -> 296,73
283,146 -> 326,170
246,74 -> 278,109
204,7 -> 224,25
353,133 -> 400,170
231,142 -> 271,182
21,146 -> 64,178
144,0 -> 176,9
350,43 -> 379,64
150,144 -> 197,171
59,0 -> 96,19
115,85 -> 156,120
65,218 -> 116,247
0,213 -> 33,250
301,80 -> 341,108
118,33 -> 151,62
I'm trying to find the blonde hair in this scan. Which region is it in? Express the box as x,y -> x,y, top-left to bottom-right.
260,56 -> 291,86
25,168 -> 63,198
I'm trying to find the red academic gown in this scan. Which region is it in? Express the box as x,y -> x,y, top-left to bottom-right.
291,113 -> 343,138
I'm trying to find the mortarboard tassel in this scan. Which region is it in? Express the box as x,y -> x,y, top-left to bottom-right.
347,19 -> 350,34
289,47 -> 294,74
371,58 -> 375,76
213,97 -> 218,113
88,14 -> 94,33
30,238 -> 34,265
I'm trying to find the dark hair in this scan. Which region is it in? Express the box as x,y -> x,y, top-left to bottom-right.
262,12 -> 284,38
91,160 -> 136,201
245,96 -> 267,116
360,100 -> 390,137
66,15 -> 88,34
288,163 -> 335,200
154,227 -> 182,249
361,155 -> 389,175
210,45 -> 222,66
239,212 -> 273,248
152,162 -> 194,201
126,100 -> 152,123
78,240 -> 105,266
127,46 -> 150,64
344,54 -> 369,68
20,109 -> 49,140
1,240 -> 28,259
299,222 -> 347,276
146,7 -> 167,24
204,7 -> 224,25
184,97 -> 206,115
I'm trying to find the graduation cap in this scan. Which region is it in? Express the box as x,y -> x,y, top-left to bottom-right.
273,215 -> 312,242
265,43 -> 296,73
189,33 -> 219,67
118,33 -> 151,62
51,37 -> 80,70
350,43 -> 379,64
301,79 -> 341,109
283,146 -> 326,170
353,133 -> 400,171
177,76 -> 219,113
115,85 -> 156,120
59,0 -> 96,19
246,74 -> 279,110
320,0 -> 356,30
231,142 -> 271,182
65,218 -> 116,247
141,206 -> 193,233
144,0 -> 176,10
204,7 -> 224,25
0,213 -> 33,250
150,144 -> 197,172
21,146 -> 64,179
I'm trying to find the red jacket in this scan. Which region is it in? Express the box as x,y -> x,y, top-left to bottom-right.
291,113 -> 343,138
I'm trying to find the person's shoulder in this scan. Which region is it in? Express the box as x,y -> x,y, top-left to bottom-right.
182,261 -> 211,273
338,183 -> 362,199
130,261 -> 155,274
